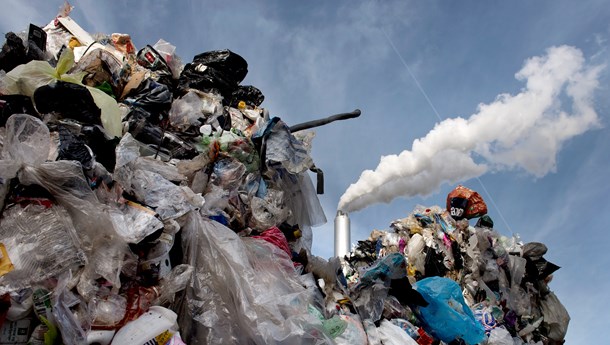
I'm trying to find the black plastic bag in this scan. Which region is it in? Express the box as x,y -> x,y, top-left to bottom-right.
81,125 -> 119,172
57,125 -> 95,170
161,131 -> 198,159
49,123 -> 118,172
192,49 -> 248,84
389,277 -> 428,307
124,108 -> 197,159
177,63 -> 237,100
230,85 -> 264,108
124,78 -> 172,124
0,32 -> 27,73
177,49 -> 248,100
33,81 -> 102,126
0,95 -> 37,126
125,107 -> 164,146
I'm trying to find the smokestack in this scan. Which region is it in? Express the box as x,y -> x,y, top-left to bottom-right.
334,211 -> 351,258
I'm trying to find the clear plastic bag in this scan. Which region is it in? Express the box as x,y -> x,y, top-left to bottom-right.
249,188 -> 290,231
109,201 -> 164,244
89,294 -> 127,328
507,285 -> 531,317
382,295 -> 409,320
363,319 -> 382,345
177,213 -> 331,344
227,107 -> 252,133
377,319 -> 418,345
210,157 -> 247,191
52,272 -> 89,345
169,90 -> 223,131
508,255 -> 527,287
155,264 -> 194,305
2,113 -> 50,166
120,167 -> 195,221
407,233 -> 426,275
334,314 -> 367,345
153,39 -> 184,78
486,326 -> 514,345
352,282 -> 388,322
114,134 -> 195,221
134,156 -> 187,183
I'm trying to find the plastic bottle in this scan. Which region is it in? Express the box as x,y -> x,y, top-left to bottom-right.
87,330 -> 116,345
110,306 -> 178,345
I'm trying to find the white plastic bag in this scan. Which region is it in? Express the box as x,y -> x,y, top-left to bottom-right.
377,319 -> 418,345
486,327 -> 514,345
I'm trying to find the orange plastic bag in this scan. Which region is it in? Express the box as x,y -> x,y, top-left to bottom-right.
446,185 -> 487,220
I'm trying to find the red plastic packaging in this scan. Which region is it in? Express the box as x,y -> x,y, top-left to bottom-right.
446,185 -> 488,220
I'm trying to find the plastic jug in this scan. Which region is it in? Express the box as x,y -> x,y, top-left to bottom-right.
110,306 -> 177,345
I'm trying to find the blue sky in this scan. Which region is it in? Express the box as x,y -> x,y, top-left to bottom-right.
1,1 -> 609,343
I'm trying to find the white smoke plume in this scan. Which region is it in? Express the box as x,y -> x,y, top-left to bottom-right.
339,46 -> 604,213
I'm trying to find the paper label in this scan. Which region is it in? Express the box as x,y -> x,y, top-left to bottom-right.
0,243 -> 14,276
155,330 -> 173,345
142,330 -> 173,345
0,319 -> 32,344
322,315 -> 347,338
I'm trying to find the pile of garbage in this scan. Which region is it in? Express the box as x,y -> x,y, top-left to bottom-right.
0,3 -> 569,345
338,186 -> 570,345
0,4 -> 328,345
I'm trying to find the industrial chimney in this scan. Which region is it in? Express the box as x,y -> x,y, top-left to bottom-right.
334,211 -> 351,258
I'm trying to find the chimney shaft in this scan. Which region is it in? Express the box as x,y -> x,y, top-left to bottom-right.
334,211 -> 350,258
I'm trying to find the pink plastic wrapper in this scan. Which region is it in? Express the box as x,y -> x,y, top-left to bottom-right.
253,227 -> 292,258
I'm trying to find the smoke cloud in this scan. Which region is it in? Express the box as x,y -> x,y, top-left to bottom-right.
339,46 -> 604,213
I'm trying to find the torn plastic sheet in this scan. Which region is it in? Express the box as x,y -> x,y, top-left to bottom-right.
177,213 -> 332,345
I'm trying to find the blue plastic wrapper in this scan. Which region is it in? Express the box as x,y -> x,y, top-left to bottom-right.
413,277 -> 485,345
359,253 -> 406,286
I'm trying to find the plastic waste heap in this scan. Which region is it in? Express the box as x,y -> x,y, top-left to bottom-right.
0,3 -> 569,345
